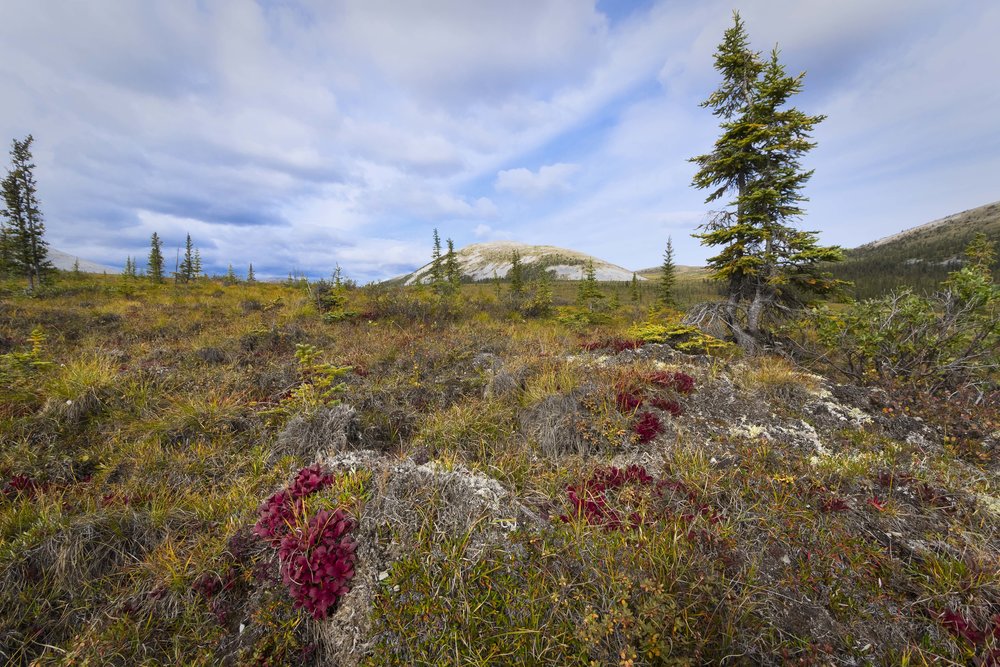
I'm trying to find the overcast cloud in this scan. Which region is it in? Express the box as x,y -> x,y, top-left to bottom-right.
0,1 -> 996,280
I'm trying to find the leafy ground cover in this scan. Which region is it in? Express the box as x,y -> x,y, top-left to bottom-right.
1,273 -> 998,665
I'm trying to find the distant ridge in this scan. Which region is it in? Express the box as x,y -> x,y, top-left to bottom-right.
48,248 -> 119,274
395,241 -> 644,285
859,200 -> 1000,250
833,200 -> 1000,299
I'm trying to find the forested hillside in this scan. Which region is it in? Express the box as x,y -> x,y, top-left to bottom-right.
832,201 -> 1000,299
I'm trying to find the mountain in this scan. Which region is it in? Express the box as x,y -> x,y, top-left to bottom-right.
832,200 -> 1000,299
48,248 -> 120,274
397,241 -> 644,285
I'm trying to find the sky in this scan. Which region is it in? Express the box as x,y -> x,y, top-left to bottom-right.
0,1 -> 997,281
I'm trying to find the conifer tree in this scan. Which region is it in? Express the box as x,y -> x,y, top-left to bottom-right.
1,135 -> 52,289
445,238 -> 461,292
577,260 -> 604,311
147,232 -> 164,283
658,237 -> 676,306
690,13 -> 843,342
630,272 -> 641,303
224,264 -> 237,285
178,234 -> 195,283
247,263 -> 256,283
72,258 -> 81,278
429,228 -> 444,291
508,250 -> 525,297
193,247 -> 202,278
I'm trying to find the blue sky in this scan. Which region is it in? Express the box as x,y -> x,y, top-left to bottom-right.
1,1 -> 997,281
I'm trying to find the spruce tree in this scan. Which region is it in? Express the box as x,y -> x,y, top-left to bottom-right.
658,237 -> 677,306
690,13 -> 843,341
224,264 -> 237,285
193,247 -> 202,278
430,228 -> 444,291
179,234 -> 195,283
508,250 -> 525,297
630,273 -> 641,303
576,260 -> 604,311
445,238 -> 461,292
148,232 -> 164,283
1,135 -> 52,289
247,263 -> 256,283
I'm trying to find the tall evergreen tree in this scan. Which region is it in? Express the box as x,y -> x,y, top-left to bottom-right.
1,135 -> 52,289
690,13 -> 843,342
429,228 -> 444,291
508,250 -> 525,297
178,234 -> 195,283
247,263 -> 256,283
445,238 -> 461,292
147,232 -> 164,283
193,247 -> 202,278
577,260 -> 604,311
658,237 -> 677,306
630,273 -> 641,303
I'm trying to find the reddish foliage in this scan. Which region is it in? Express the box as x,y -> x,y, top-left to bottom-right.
647,370 -> 696,394
868,496 -> 886,511
278,509 -> 357,619
192,572 -> 222,599
289,463 -> 334,498
633,411 -> 663,443
254,465 -> 359,619
4,474 -> 43,499
254,490 -> 299,546
938,608 -> 987,645
650,397 -> 683,416
615,390 -> 643,412
561,465 -> 655,530
821,497 -> 850,513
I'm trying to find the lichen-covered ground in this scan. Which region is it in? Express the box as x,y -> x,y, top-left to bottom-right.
1,275 -> 998,665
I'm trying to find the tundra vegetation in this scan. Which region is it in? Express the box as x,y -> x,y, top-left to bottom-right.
1,15 -> 999,667
0,233 -> 997,665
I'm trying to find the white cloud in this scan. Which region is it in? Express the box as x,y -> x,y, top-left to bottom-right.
495,163 -> 581,198
0,0 -> 996,280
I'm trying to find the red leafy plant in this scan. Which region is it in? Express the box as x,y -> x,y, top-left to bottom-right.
278,509 -> 357,620
3,474 -> 45,499
562,465 -> 656,530
647,370 -> 696,395
253,464 -> 357,619
649,397 -> 683,417
615,388 -> 643,412
633,411 -> 663,443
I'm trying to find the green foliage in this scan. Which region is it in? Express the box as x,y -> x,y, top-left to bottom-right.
626,321 -> 737,356
0,135 -> 53,289
262,344 -> 350,421
576,260 -> 604,312
690,14 -> 842,336
658,237 -> 676,306
177,233 -> 197,283
444,238 -> 461,293
829,203 -> 1000,300
508,249 -> 525,298
0,326 -> 52,401
812,236 -> 999,394
147,232 -> 164,283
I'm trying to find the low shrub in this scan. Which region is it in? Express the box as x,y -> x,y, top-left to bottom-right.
253,464 -> 357,619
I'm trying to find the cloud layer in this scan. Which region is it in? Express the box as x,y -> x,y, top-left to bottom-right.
0,1 -> 996,280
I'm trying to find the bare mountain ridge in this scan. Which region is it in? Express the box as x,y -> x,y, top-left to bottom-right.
48,248 -> 119,274
399,241 -> 645,285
